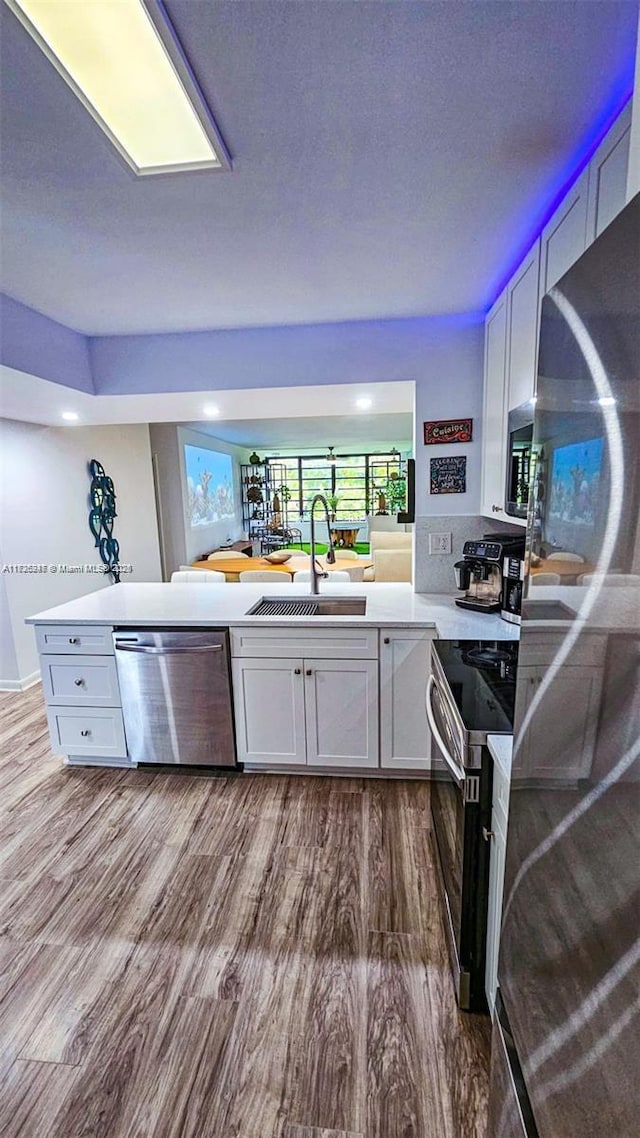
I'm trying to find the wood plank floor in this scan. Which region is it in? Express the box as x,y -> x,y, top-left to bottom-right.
0,684 -> 490,1138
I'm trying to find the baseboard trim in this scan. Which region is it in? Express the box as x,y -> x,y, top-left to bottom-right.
0,671 -> 41,692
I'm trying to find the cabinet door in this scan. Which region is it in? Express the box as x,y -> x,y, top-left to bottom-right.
481,291 -> 508,519
506,240 -> 540,411
586,104 -> 632,242
538,167 -> 589,299
379,631 -> 432,769
304,659 -> 379,768
514,665 -> 602,782
232,658 -> 306,765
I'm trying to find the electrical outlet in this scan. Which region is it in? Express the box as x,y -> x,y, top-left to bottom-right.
429,532 -> 452,555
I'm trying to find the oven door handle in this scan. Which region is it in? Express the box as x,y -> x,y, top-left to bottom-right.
426,675 -> 466,787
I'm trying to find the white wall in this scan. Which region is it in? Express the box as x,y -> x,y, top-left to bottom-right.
149,424 -> 248,575
0,559 -> 20,687
0,420 -> 162,686
178,426 -> 247,563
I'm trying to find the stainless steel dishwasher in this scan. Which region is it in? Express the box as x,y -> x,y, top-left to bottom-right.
113,629 -> 237,767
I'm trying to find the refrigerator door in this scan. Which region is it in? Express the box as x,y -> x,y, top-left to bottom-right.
495,194 -> 640,1136
487,1005 -> 537,1138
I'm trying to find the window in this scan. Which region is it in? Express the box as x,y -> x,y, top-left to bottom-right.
265,451 -> 406,519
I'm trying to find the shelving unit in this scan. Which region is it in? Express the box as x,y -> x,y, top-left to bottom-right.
241,460 -> 301,551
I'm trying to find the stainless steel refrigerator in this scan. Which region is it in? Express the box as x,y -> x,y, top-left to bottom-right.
487,193 -> 640,1136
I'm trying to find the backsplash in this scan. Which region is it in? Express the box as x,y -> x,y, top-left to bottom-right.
414,514 -> 523,594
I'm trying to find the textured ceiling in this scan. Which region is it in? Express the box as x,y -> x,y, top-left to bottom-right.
0,0 -> 637,335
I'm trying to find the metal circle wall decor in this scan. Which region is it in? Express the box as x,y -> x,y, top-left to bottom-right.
88,459 -> 121,583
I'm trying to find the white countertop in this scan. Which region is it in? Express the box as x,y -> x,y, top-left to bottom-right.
26,582 -> 520,639
488,734 -> 513,778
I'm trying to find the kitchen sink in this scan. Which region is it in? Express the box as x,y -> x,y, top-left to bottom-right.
522,599 -> 576,622
246,595 -> 367,617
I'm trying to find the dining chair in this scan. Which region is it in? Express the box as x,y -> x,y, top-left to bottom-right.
170,570 -> 225,583
530,572 -> 562,586
239,570 -> 291,583
577,573 -> 640,587
547,552 -> 584,562
207,551 -> 250,561
333,549 -> 360,560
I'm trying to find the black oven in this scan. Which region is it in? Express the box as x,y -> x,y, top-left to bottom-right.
427,640 -> 518,1011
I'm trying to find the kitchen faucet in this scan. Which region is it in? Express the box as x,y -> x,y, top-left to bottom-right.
309,494 -> 336,594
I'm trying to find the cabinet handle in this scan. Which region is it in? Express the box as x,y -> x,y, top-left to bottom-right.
294,668 -> 301,675
482,827 -> 494,842
305,669 -> 312,676
74,678 -> 84,686
383,637 -> 390,644
69,637 -> 80,644
80,729 -> 91,737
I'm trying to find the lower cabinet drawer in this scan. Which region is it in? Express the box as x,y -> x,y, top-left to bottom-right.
231,626 -> 378,659
40,654 -> 121,706
46,706 -> 127,758
35,623 -> 114,655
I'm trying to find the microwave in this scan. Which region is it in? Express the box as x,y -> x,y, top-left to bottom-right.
505,401 -> 534,519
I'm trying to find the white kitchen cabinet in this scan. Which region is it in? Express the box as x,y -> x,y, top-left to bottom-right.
232,657 -> 307,766
46,705 -> 127,761
506,239 -> 540,411
40,654 -> 121,707
232,652 -> 379,769
481,290 -> 509,520
304,659 -> 378,768
379,629 -> 434,769
586,103 -> 633,242
512,664 -> 603,783
34,620 -> 132,767
538,167 -> 589,299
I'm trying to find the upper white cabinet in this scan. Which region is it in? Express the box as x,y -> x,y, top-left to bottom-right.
481,105 -> 631,523
506,239 -> 541,411
480,290 -> 508,519
538,167 -> 589,299
586,103 -> 632,242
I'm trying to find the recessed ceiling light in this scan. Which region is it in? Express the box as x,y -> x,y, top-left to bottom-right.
203,404 -> 220,417
6,0 -> 230,176
61,411 -> 79,422
356,396 -> 373,410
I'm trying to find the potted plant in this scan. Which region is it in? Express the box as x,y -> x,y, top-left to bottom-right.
327,492 -> 340,520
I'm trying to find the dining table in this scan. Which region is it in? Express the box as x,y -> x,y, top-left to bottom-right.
530,558 -> 594,584
190,554 -> 373,582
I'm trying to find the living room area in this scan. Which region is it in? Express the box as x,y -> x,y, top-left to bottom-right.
151,380 -> 415,586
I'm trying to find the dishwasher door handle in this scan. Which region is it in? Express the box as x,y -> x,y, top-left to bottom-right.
115,643 -> 223,655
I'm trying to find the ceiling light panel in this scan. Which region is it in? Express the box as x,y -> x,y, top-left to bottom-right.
6,0 -> 230,175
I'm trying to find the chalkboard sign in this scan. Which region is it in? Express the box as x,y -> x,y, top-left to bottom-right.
430,455 -> 467,494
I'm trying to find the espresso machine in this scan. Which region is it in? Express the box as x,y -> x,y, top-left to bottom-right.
454,533 -> 526,618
